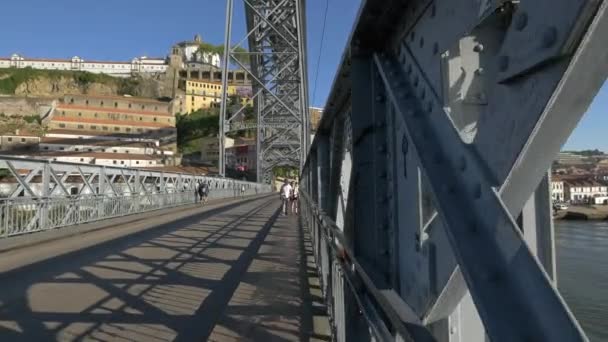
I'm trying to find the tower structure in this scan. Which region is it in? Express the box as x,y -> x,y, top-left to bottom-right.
219,0 -> 309,182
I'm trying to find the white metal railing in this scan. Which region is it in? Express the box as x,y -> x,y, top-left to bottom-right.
0,187 -> 267,238
0,156 -> 272,238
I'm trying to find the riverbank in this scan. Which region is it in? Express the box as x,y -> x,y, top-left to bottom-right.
554,205 -> 608,220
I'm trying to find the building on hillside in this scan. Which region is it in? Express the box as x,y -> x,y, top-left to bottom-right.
49,94 -> 177,151
226,137 -> 256,172
310,107 -> 323,132
200,136 -> 234,166
564,179 -> 608,203
184,79 -> 252,113
0,54 -> 167,77
39,137 -> 173,156
0,133 -> 40,151
171,34 -> 221,69
5,151 -> 163,168
551,178 -> 565,202
556,152 -> 589,165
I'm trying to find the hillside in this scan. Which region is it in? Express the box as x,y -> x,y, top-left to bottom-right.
0,68 -> 172,98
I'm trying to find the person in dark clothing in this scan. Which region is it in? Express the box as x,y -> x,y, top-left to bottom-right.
200,181 -> 210,204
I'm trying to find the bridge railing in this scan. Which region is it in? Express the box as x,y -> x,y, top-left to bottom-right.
0,156 -> 272,238
300,1 -> 608,341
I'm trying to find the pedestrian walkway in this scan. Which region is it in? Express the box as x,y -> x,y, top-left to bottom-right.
0,196 -> 330,341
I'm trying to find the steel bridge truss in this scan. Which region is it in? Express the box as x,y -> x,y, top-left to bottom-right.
0,157 -> 271,237
219,0 -> 309,182
301,0 -> 608,341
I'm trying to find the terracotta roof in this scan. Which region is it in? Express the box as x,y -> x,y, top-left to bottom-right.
57,104 -> 172,117
66,94 -> 172,104
51,116 -> 175,128
41,137 -> 157,148
4,151 -> 161,160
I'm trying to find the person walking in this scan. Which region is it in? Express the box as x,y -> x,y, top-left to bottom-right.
280,179 -> 292,216
194,182 -> 200,203
241,185 -> 246,198
201,181 -> 210,205
291,182 -> 299,215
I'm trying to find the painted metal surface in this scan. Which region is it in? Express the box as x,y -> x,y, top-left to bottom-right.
0,156 -> 271,237
219,0 -> 309,182
300,0 -> 608,341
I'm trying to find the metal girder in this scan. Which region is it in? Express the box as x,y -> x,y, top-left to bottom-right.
301,0 -> 608,341
219,0 -> 309,182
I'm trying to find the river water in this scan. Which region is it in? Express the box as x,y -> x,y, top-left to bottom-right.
556,220 -> 608,341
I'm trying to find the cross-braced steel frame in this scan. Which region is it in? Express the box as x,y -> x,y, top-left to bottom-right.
219,0 -> 309,182
0,157 -> 271,237
300,0 -> 608,341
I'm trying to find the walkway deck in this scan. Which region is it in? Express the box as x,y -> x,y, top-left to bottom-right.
0,196 -> 330,341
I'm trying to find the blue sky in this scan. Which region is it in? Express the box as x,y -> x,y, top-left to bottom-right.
0,0 -> 603,151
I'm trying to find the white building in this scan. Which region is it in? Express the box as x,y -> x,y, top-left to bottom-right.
172,34 -> 221,69
551,179 -> 565,202
564,179 -> 608,203
40,137 -> 174,156
0,54 -> 168,77
7,151 -> 162,168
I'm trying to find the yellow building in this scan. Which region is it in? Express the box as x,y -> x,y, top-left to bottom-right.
185,79 -> 252,114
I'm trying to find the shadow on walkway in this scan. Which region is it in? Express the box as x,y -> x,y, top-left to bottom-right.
0,197 -> 330,341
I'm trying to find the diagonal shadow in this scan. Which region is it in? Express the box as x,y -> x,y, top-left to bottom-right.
0,197 -> 277,341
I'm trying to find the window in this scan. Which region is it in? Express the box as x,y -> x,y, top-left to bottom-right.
75,148 -> 79,151
102,126 -> 108,131
113,160 -> 117,165
149,161 -> 152,165
7,137 -> 12,142
114,127 -> 120,131
59,123 -> 66,128
101,101 -> 104,107
94,113 -> 98,117
44,146 -> 49,150
86,100 -> 89,105
126,128 -> 131,132
101,149 -> 105,152
154,106 -> 158,110
154,117 -> 157,122
136,161 -> 140,165
91,126 -> 97,130
62,111 -> 65,116
70,187 -> 78,195
88,148 -> 93,152
141,105 -> 145,110
137,128 -> 143,132
77,125 -> 84,129
113,150 -> 117,153
139,117 -> 143,121
70,98 -> 74,104
120,161 -> 125,165
80,158 -> 84,162
60,147 -> 65,150
126,150 -> 130,154
78,112 -> 82,116
128,104 -> 132,108
114,102 -> 118,108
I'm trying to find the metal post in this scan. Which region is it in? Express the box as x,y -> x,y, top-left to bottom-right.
218,0 -> 234,177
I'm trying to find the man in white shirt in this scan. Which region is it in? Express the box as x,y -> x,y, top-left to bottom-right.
291,182 -> 299,215
280,179 -> 292,216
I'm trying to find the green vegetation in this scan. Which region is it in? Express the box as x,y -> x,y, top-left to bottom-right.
273,166 -> 299,179
562,149 -> 605,156
196,43 -> 250,67
176,109 -> 220,155
0,67 -> 141,95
